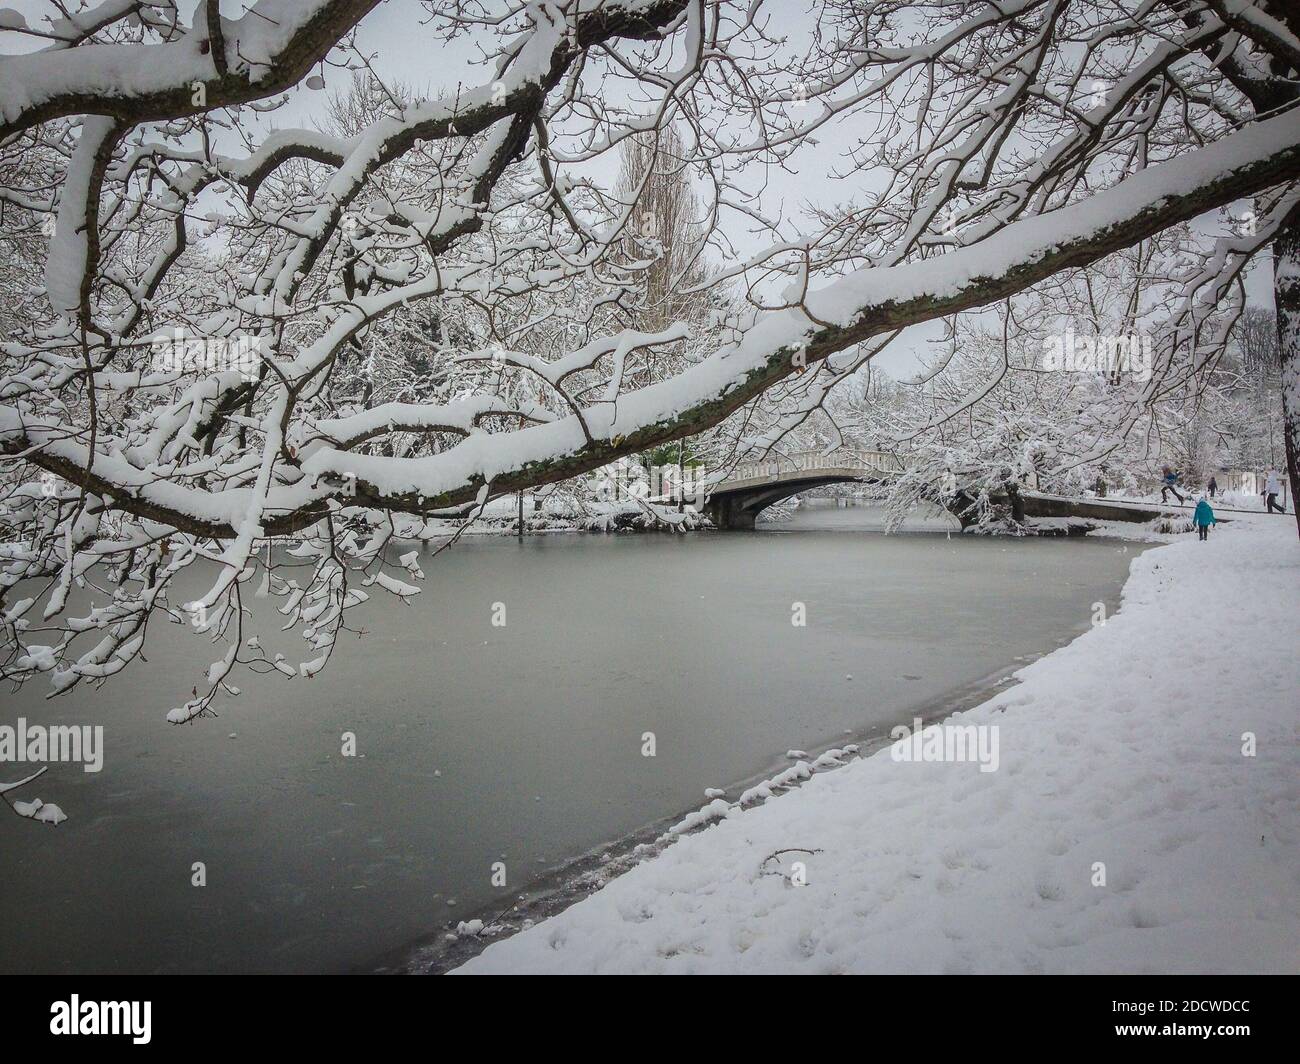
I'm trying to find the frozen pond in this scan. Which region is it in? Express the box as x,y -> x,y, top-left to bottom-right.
0,504 -> 1147,972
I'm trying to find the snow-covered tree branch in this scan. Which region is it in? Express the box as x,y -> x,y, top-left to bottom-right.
3,0 -> 1298,716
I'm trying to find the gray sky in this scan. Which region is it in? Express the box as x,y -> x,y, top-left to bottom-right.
297,0 -> 951,376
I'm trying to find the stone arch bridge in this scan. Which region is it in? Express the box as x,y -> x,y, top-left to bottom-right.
664,449 -> 1188,531
703,449 -> 903,529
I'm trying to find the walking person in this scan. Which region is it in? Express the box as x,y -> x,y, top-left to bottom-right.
1160,465 -> 1185,504
1193,496 -> 1216,541
1207,475 -> 1217,499
1263,469 -> 1285,513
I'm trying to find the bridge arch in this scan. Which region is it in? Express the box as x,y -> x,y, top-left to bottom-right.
704,450 -> 902,530
678,450 -> 1186,531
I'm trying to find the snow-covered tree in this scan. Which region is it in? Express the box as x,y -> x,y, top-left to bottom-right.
3,0 -> 1300,720
842,222 -> 1273,524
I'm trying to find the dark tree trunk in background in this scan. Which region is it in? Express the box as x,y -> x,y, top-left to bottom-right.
1273,209 -> 1300,540
678,440 -> 685,514
1005,481 -> 1025,524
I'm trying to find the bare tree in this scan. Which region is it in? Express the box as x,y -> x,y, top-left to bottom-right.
614,124 -> 707,331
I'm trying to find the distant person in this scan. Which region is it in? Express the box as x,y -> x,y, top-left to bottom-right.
1263,469 -> 1285,513
1207,475 -> 1217,499
1193,496 -> 1216,541
1160,466 -> 1185,504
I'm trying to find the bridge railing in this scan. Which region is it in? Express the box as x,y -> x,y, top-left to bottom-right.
727,449 -> 902,483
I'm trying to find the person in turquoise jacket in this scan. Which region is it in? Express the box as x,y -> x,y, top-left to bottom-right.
1193,496 -> 1216,541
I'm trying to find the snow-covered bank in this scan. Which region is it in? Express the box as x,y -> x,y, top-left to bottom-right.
457,517 -> 1299,974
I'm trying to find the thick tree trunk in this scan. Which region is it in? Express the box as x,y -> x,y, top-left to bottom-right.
1273,209 -> 1300,540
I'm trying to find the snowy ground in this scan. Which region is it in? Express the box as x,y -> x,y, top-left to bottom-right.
1107,488 -> 1293,516
457,516 -> 1299,974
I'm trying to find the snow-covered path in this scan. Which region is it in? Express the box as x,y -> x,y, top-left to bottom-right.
458,520 -> 1299,974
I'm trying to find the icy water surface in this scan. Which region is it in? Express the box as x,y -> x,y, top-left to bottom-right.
1,505 -> 1146,972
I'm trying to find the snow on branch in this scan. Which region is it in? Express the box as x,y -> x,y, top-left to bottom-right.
2,0 -> 1298,715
